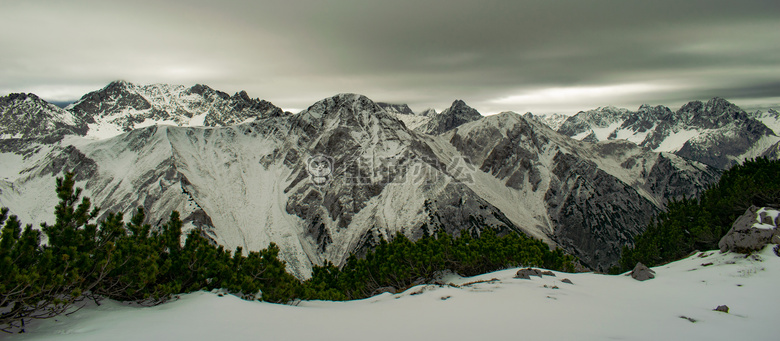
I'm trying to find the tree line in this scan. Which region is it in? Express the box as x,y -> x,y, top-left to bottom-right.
1,172 -> 575,333
616,157 -> 780,273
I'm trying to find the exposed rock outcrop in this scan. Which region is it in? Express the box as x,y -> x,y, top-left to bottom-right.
719,206 -> 780,253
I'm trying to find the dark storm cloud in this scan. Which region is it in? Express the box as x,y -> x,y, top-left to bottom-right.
1,0 -> 779,114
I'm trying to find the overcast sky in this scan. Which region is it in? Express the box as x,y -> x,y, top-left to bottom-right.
1,0 -> 779,115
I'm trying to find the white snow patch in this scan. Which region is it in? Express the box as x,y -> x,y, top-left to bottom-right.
591,121 -> 623,141
572,130 -> 592,140
188,112 -> 209,127
755,112 -> 780,135
0,152 -> 26,181
134,118 -> 178,129
655,128 -> 701,153
394,113 -> 430,131
614,124 -> 654,144
754,208 -> 779,230
84,122 -> 125,140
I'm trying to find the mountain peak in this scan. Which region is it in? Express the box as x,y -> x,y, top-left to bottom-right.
2,92 -> 41,103
704,97 -> 739,113
1,91 -> 83,139
105,80 -> 133,91
414,99 -> 482,135
678,97 -> 748,126
298,93 -> 395,124
235,90 -> 251,102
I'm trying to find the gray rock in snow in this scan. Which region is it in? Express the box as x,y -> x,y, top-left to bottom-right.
630,262 -> 655,281
515,268 -> 544,279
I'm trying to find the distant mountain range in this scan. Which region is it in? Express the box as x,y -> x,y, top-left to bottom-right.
3,81 -> 774,276
530,99 -> 780,169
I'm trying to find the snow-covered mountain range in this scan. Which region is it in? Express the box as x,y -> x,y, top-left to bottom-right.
66,80 -> 287,139
0,82 -> 756,277
534,98 -> 780,169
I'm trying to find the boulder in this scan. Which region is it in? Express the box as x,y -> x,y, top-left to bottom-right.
561,278 -> 574,284
714,305 -> 729,313
718,206 -> 780,253
630,262 -> 656,281
515,268 -> 543,279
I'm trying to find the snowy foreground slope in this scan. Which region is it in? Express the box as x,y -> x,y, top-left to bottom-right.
11,246 -> 779,341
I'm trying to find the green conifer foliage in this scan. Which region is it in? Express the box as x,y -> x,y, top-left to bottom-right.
617,157 -> 780,272
302,228 -> 576,300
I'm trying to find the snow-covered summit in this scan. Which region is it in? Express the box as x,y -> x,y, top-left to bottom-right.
557,106 -> 633,142
295,93 -> 408,135
0,92 -> 85,141
67,81 -> 285,139
415,99 -> 483,135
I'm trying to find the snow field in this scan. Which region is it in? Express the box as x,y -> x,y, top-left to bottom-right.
11,246 -> 779,341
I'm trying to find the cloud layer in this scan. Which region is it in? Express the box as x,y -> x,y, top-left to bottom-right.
2,0 -> 779,114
